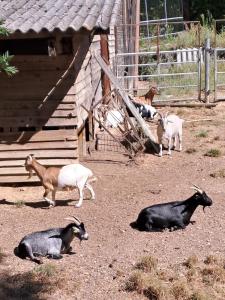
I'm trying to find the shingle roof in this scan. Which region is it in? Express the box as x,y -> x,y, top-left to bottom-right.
0,0 -> 121,33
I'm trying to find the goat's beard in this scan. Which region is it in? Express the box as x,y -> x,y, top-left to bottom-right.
27,168 -> 33,179
203,206 -> 206,213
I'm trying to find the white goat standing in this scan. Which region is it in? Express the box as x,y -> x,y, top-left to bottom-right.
25,155 -> 96,208
157,113 -> 183,157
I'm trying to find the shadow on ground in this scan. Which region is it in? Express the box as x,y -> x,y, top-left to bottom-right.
0,198 -> 75,209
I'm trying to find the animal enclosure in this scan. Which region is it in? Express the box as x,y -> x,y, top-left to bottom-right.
1,103 -> 225,299
0,0 -> 121,183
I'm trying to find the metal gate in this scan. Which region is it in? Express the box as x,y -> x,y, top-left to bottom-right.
214,48 -> 225,101
115,48 -> 202,102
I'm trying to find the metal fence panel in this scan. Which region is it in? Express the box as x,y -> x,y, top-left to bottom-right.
214,48 -> 225,101
115,48 -> 202,102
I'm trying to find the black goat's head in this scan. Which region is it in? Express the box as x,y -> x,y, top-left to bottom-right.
191,185 -> 213,212
65,216 -> 89,241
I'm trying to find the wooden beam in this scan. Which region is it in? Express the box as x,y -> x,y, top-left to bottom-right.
154,103 -> 216,108
134,0 -> 140,92
100,34 -> 111,102
94,54 -> 158,152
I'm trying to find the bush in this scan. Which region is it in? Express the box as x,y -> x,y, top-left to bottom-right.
195,131 -> 208,138
204,149 -> 221,157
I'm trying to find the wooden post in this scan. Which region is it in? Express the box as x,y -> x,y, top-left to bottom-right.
204,38 -> 210,103
197,48 -> 202,101
133,0 -> 140,93
78,126 -> 87,157
100,34 -> 111,103
214,48 -> 217,102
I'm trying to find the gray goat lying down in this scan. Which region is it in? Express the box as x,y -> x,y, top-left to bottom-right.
14,217 -> 88,264
130,185 -> 212,232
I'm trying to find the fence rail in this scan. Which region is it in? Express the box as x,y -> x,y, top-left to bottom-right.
115,20 -> 225,103
214,48 -> 225,101
115,48 -> 201,101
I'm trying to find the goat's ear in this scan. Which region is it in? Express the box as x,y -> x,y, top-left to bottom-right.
72,226 -> 80,234
27,154 -> 33,161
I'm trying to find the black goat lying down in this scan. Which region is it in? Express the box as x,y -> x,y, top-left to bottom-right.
14,217 -> 88,264
130,185 -> 212,232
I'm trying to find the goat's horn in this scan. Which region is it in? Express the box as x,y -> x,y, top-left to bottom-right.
191,184 -> 203,194
64,216 -> 81,225
158,112 -> 163,118
73,216 -> 81,224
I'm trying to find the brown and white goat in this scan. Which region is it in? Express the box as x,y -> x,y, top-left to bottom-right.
25,155 -> 96,208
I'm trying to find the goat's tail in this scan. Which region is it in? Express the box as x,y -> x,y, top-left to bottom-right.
14,246 -> 19,257
14,243 -> 27,259
130,221 -> 138,229
87,176 -> 98,184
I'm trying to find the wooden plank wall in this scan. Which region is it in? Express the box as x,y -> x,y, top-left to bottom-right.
74,34 -> 102,128
0,129 -> 78,183
108,26 -> 116,71
74,31 -> 116,131
0,39 -> 78,183
0,30 -> 116,183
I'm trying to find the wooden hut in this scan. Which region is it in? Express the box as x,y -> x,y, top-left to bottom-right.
0,0 -> 121,183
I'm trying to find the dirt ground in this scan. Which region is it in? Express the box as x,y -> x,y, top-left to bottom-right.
1,103 -> 225,299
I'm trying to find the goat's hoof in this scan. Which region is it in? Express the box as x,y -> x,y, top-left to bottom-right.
34,258 -> 43,264
91,197 -> 95,200
75,203 -> 82,208
48,204 -> 54,208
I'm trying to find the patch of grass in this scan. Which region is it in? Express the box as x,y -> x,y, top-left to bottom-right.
184,255 -> 199,269
204,255 -> 218,265
135,256 -> 158,273
170,280 -> 190,300
14,200 -> 25,208
125,255 -> 225,300
145,279 -> 167,300
201,266 -> 225,284
190,290 -> 211,300
33,263 -> 57,278
195,130 -> 208,138
204,148 -> 222,158
126,271 -> 167,299
125,270 -> 150,293
0,265 -> 68,299
186,268 -> 199,282
185,148 -> 197,154
210,169 -> 225,178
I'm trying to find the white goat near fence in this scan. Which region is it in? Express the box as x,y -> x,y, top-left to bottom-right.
25,155 -> 96,208
157,113 -> 184,157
